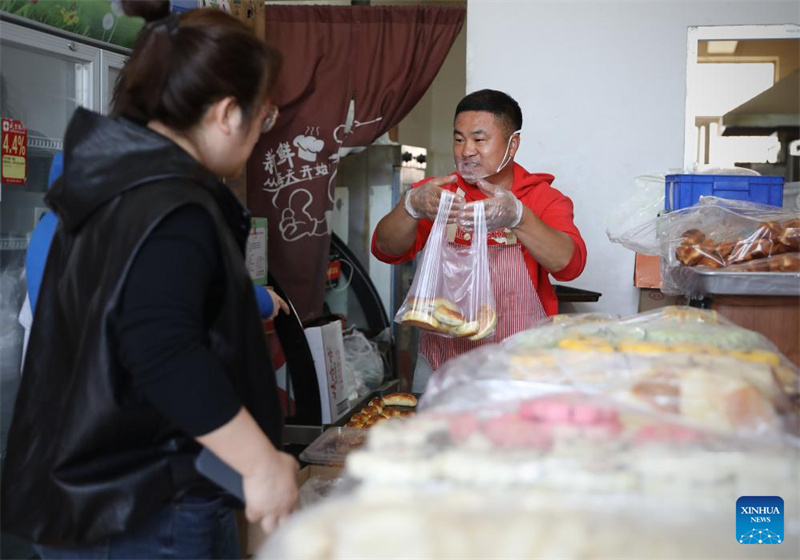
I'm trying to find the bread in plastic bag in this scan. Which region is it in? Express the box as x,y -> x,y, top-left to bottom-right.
262,391 -> 799,559
395,193 -> 496,340
609,196 -> 800,297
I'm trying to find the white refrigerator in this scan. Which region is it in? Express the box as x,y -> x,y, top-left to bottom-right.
0,18 -> 127,557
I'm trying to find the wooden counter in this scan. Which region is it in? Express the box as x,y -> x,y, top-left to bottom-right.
700,295 -> 800,366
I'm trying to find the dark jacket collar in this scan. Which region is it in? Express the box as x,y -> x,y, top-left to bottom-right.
47,108 -> 250,244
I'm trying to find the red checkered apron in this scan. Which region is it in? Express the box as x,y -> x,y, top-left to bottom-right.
419,239 -> 547,371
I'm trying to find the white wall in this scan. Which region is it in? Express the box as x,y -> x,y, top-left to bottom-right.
398,27 -> 466,178
467,0 -> 799,316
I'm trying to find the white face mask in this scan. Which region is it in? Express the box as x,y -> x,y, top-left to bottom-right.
456,129 -> 522,182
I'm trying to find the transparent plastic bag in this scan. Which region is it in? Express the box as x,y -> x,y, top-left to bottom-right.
342,329 -> 384,400
604,174 -> 666,247
611,196 -> 800,296
395,193 -> 496,340
418,307 -> 798,439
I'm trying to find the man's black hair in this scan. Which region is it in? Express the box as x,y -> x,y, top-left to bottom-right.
454,89 -> 522,134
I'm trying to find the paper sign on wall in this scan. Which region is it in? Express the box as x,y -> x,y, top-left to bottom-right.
2,117 -> 28,187
246,217 -> 268,285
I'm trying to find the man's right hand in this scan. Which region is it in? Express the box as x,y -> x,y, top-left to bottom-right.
243,450 -> 299,534
404,175 -> 463,222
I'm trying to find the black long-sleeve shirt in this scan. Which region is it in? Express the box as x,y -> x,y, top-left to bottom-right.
117,205 -> 242,436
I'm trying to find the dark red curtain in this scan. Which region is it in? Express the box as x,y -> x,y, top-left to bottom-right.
247,5 -> 465,322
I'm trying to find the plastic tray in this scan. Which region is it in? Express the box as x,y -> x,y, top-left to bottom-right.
299,427 -> 368,466
665,174 -> 784,211
683,268 -> 800,296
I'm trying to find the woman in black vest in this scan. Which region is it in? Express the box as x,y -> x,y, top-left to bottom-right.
1,1 -> 298,557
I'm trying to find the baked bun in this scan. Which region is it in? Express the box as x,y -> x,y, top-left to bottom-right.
432,298 -> 459,312
401,310 -> 440,332
433,305 -> 466,327
469,306 -> 498,341
406,296 -> 436,313
675,244 -> 703,266
779,219 -> 800,251
450,320 -> 480,338
380,407 -> 404,418
382,393 -> 418,407
362,405 -> 382,417
681,229 -> 706,245
367,397 -> 385,409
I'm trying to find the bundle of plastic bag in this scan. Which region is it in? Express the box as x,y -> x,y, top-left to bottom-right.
342,328 -> 385,402
395,193 -> 496,341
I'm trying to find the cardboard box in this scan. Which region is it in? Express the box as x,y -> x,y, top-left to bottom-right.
633,253 -> 663,289
638,288 -> 687,313
246,217 -> 268,285
304,321 -> 349,424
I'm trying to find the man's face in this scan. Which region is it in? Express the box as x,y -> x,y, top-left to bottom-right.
453,111 -> 513,184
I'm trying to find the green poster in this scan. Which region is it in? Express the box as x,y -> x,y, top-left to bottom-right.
0,0 -> 146,49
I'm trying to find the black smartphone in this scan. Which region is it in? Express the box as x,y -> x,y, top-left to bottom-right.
194,448 -> 245,502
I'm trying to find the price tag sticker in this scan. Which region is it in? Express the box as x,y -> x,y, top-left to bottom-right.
2,117 -> 28,187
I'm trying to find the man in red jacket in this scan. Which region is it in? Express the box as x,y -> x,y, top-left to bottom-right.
372,89 -> 587,390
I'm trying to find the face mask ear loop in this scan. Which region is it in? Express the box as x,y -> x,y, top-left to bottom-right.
493,129 -> 522,174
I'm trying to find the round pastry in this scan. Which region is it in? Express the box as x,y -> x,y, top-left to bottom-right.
469,306 -> 498,341
433,305 -> 466,327
382,393 -> 418,407
432,298 -> 460,313
350,411 -> 371,424
769,254 -> 800,272
450,320 -> 480,338
675,244 -> 703,266
401,310 -> 441,332
380,407 -> 404,419
362,405 -> 382,417
405,296 -> 436,313
367,397 -> 385,409
681,229 -> 706,245
778,220 -> 800,250
749,239 -> 774,260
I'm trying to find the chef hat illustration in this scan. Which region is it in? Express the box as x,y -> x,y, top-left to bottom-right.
293,135 -> 325,162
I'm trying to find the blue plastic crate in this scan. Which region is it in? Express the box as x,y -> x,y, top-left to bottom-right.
665,174 -> 784,211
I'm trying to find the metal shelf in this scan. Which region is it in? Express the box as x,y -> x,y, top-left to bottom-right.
28,135 -> 63,153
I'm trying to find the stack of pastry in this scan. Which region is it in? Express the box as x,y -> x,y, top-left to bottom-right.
344,393 -> 417,429
400,297 -> 497,340
675,218 -> 800,271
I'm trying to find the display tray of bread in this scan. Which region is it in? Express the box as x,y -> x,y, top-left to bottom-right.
674,220 -> 800,271
343,392 -> 419,429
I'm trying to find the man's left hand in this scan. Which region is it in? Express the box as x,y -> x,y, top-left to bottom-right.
458,178 -> 523,232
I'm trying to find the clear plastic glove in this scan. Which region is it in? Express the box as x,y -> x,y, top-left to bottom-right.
459,178 -> 523,232
404,174 -> 464,223
243,450 -> 299,534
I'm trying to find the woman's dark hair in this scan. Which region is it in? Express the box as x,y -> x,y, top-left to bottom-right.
114,0 -> 282,131
455,89 -> 523,135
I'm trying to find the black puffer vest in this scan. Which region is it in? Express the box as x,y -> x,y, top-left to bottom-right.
0,109 -> 283,546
